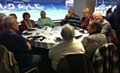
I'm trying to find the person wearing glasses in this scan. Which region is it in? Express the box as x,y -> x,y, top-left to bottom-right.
80,8 -> 93,30
37,11 -> 55,27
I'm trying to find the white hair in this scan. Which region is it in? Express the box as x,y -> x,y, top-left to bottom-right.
93,11 -> 103,16
61,24 -> 75,41
2,16 -> 14,29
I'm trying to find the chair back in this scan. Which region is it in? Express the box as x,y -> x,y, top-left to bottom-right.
0,45 -> 20,73
57,54 -> 95,73
93,43 -> 119,73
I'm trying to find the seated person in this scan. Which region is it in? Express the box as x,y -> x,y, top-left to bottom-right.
93,12 -> 112,42
21,12 -> 35,31
37,11 -> 55,27
9,13 -> 17,19
49,24 -> 85,71
105,8 -> 112,20
9,13 -> 21,34
0,13 -> 6,35
60,8 -> 80,27
107,9 -> 116,30
0,16 -> 41,68
82,21 -> 107,61
80,8 -> 93,30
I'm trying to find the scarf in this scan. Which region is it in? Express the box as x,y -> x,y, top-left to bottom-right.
25,20 -> 33,29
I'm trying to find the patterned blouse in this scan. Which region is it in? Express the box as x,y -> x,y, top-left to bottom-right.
21,20 -> 35,31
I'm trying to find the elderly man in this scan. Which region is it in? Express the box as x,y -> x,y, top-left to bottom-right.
82,21 -> 107,61
49,24 -> 85,71
0,13 -> 6,35
0,16 -> 41,68
93,12 -> 112,42
60,8 -> 80,27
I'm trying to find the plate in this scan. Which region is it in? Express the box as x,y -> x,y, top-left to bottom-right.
32,36 -> 46,41
22,32 -> 32,35
79,29 -> 88,34
75,35 -> 83,39
38,26 -> 43,29
27,28 -> 37,31
54,37 -> 63,42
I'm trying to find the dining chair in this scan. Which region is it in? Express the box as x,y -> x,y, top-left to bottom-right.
93,43 -> 119,73
57,54 -> 95,73
20,63 -> 39,73
0,44 -> 20,73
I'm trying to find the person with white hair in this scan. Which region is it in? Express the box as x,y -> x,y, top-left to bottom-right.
93,12 -> 112,42
49,24 -> 85,71
0,13 -> 6,34
0,16 -> 42,68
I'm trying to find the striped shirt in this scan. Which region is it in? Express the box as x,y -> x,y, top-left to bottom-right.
61,15 -> 80,27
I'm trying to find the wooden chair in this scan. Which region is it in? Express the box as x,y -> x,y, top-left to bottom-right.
20,63 -> 39,73
0,45 -> 20,73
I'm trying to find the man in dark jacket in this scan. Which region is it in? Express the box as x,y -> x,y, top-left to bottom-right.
0,16 -> 42,68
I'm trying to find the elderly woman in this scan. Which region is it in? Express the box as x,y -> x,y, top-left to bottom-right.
0,16 -> 41,68
21,12 -> 35,31
0,13 -> 6,35
82,21 -> 107,61
37,11 -> 55,27
49,24 -> 85,71
80,8 -> 93,29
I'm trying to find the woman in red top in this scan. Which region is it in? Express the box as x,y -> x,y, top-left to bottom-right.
80,8 -> 93,30
21,12 -> 35,31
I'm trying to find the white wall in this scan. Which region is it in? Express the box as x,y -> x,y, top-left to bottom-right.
74,0 -> 96,19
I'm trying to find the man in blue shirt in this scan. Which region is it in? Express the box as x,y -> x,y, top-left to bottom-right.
0,16 -> 42,68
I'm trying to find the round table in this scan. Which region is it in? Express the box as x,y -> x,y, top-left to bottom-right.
22,26 -> 88,49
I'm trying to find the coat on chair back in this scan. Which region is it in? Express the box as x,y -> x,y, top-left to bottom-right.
93,43 -> 119,73
0,45 -> 20,73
